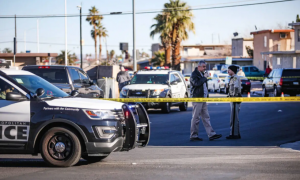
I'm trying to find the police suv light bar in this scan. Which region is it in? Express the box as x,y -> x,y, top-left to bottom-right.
144,66 -> 169,70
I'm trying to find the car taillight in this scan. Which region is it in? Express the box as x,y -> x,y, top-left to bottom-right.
185,78 -> 188,81
279,78 -> 283,86
246,82 -> 251,85
125,111 -> 129,119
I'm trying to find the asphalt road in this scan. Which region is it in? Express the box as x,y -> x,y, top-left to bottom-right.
1,90 -> 300,179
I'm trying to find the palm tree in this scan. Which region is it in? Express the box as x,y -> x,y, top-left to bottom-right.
151,51 -> 165,67
91,24 -> 108,62
150,14 -> 172,67
86,6 -> 103,61
163,0 -> 195,70
110,50 -> 115,60
56,50 -> 76,65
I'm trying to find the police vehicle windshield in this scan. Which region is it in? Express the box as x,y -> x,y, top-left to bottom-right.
10,75 -> 69,98
130,74 -> 168,84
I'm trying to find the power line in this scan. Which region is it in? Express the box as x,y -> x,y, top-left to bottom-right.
0,40 -> 150,47
0,0 -> 296,18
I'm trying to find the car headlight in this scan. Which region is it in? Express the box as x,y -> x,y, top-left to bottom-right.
121,88 -> 128,96
84,109 -> 116,120
152,89 -> 164,96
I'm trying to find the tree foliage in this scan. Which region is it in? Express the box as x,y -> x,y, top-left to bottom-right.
297,14 -> 300,22
56,50 -> 77,65
246,46 -> 253,58
151,51 -> 165,67
2,48 -> 12,53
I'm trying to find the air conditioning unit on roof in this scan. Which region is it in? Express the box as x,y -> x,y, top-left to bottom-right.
279,33 -> 287,38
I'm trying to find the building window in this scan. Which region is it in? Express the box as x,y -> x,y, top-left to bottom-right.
204,47 -> 213,50
278,44 -> 281,51
264,36 -> 267,47
277,57 -> 281,65
293,57 -> 297,68
298,29 -> 300,42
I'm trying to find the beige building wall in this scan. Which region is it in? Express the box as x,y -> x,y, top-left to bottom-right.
253,32 -> 293,70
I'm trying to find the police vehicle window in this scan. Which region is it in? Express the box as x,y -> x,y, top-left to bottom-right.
174,74 -> 182,82
250,67 -> 259,72
25,69 -> 68,84
244,67 -> 249,72
0,79 -> 22,100
69,68 -> 81,84
10,75 -> 69,98
130,74 -> 168,84
78,69 -> 89,84
170,74 -> 176,83
268,70 -> 274,78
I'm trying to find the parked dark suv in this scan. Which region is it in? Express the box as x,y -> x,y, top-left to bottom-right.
22,65 -> 104,98
262,68 -> 300,97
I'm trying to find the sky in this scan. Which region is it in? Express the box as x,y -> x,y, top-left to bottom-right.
0,0 -> 299,58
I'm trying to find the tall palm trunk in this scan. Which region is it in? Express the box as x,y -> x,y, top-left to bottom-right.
99,36 -> 102,62
173,40 -> 181,71
94,25 -> 97,61
165,45 -> 171,67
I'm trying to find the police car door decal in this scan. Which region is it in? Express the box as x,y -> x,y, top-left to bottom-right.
0,77 -> 30,142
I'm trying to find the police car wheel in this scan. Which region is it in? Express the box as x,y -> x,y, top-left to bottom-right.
179,95 -> 188,111
162,96 -> 171,114
40,127 -> 82,167
82,155 -> 108,163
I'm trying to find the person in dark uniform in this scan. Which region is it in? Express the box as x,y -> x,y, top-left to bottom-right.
227,65 -> 242,139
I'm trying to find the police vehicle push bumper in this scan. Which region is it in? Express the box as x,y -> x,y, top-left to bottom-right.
84,103 -> 150,154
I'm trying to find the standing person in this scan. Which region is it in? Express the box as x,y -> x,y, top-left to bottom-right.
190,61 -> 222,141
237,68 -> 245,77
116,65 -> 131,93
227,65 -> 242,139
265,65 -> 272,77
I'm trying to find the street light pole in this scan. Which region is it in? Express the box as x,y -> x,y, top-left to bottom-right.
65,0 -> 68,66
79,5 -> 83,69
132,0 -> 137,71
37,19 -> 39,53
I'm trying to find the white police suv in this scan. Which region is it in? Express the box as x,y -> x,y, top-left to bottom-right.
120,66 -> 189,113
0,68 -> 150,167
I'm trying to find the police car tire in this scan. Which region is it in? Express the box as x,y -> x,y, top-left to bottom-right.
82,155 -> 108,163
162,96 -> 171,114
40,127 -> 82,167
179,95 -> 188,111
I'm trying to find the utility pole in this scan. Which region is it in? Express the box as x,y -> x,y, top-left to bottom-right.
65,0 -> 68,66
132,0 -> 137,71
15,14 -> 17,54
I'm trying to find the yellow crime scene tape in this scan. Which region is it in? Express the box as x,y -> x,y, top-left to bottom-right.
103,97 -> 300,103
208,76 -> 300,81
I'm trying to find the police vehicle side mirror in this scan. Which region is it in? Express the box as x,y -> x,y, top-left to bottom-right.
6,92 -> 27,101
35,88 -> 45,97
70,90 -> 79,97
171,81 -> 178,85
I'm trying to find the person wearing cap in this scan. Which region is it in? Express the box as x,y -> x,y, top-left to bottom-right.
189,60 -> 222,141
227,65 -> 242,139
116,65 -> 131,93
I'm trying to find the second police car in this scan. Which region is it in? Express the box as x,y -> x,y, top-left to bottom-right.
120,66 -> 189,113
0,68 -> 150,167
